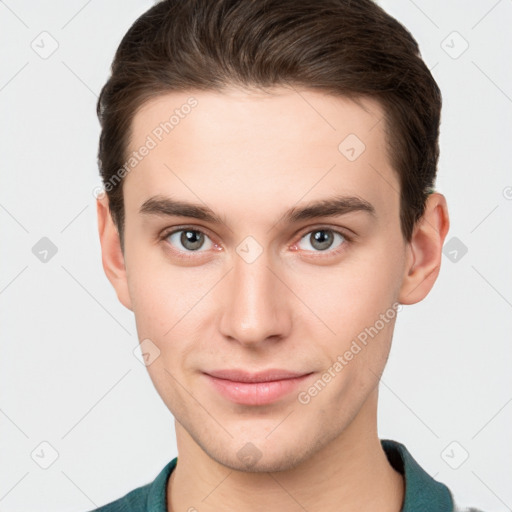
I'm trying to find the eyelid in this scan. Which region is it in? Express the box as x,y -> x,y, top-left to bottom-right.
291,225 -> 353,255
159,225 -> 221,255
160,225 -> 215,241
294,224 -> 354,243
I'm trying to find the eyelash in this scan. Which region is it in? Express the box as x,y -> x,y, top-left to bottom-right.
158,225 -> 353,260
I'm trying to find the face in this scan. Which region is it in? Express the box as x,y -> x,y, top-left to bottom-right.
105,87 -> 413,472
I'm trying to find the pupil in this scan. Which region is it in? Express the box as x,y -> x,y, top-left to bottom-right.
311,230 -> 333,250
181,230 -> 203,250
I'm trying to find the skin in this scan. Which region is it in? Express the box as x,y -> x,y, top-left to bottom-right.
97,86 -> 449,512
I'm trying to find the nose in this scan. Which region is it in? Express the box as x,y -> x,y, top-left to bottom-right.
218,247 -> 292,347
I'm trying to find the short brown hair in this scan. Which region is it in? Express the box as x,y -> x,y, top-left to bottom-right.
97,0 -> 441,252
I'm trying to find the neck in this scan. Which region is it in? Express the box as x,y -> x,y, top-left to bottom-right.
167,389 -> 404,512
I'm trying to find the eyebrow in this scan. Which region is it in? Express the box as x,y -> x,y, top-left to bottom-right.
139,194 -> 376,225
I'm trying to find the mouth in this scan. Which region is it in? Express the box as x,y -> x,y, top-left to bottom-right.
203,369 -> 315,406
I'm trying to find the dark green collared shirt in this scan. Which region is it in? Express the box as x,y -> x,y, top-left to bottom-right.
87,439 -> 484,512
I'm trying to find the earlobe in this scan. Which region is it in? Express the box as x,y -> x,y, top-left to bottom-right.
398,193 -> 450,305
96,195 -> 133,311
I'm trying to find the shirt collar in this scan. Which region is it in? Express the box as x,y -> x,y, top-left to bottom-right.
381,439 -> 454,512
146,457 -> 176,512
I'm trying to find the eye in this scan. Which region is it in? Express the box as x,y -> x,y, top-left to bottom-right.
164,228 -> 214,252
296,228 -> 347,252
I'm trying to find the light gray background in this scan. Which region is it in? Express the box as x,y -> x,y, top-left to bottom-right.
1,1 -> 511,511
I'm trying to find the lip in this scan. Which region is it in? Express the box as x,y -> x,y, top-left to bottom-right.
203,369 -> 314,405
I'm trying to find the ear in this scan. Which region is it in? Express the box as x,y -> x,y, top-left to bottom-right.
398,192 -> 450,305
96,194 -> 133,311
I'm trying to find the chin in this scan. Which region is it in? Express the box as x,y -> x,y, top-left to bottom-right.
199,433 -> 321,474
219,450 -> 307,474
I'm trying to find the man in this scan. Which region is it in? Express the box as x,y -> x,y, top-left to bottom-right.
91,0 -> 484,510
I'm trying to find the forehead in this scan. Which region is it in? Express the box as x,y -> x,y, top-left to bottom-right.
123,87 -> 399,227
129,86 -> 386,153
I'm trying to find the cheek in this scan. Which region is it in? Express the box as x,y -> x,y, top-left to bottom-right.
125,252 -> 223,379
127,270 -> 179,338
125,243 -> 210,335
126,261 -> 200,398
288,236 -> 404,389
294,251 -> 401,337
